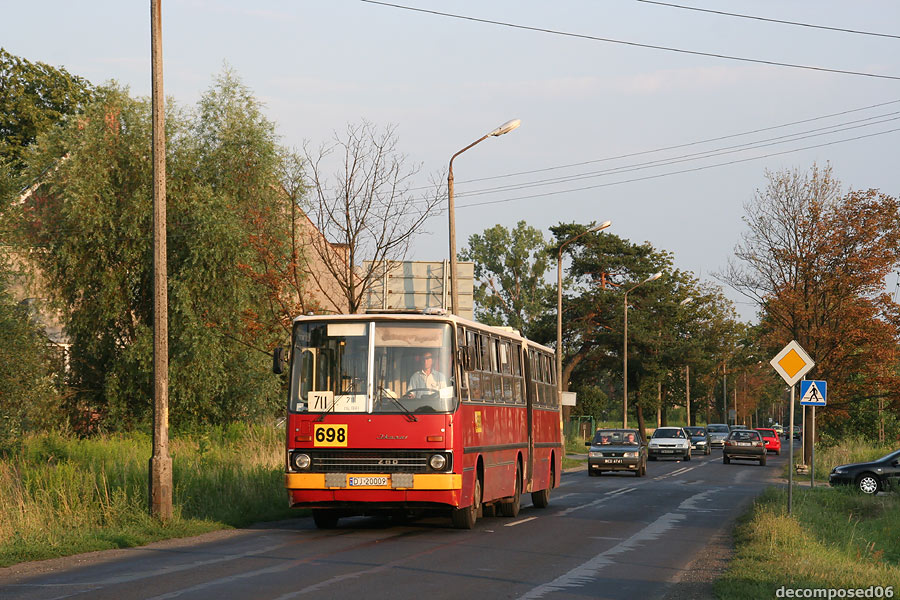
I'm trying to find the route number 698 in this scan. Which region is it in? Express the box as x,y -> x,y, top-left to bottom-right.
314,424 -> 347,447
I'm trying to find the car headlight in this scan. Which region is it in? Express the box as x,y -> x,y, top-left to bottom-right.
429,453 -> 447,470
589,451 -> 602,457
291,452 -> 311,471
623,451 -> 638,458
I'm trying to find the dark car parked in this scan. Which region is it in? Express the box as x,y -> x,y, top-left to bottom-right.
684,426 -> 711,455
723,429 -> 767,466
829,449 -> 900,495
585,428 -> 648,477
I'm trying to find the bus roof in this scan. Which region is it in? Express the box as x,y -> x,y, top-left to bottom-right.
291,311 -> 555,354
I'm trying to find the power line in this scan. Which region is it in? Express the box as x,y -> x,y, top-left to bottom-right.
452,126 -> 900,209
635,0 -> 900,40
455,98 -> 900,186
453,113 -> 900,199
360,0 -> 900,81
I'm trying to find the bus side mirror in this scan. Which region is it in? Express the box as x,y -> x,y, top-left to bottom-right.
272,347 -> 285,374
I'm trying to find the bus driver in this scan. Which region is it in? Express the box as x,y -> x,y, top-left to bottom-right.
406,350 -> 448,397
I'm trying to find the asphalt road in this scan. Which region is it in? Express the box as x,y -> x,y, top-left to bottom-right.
0,447 -> 790,600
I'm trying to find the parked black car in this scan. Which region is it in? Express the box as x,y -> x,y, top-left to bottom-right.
828,449 -> 900,495
684,426 -> 711,455
585,428 -> 648,476
723,429 -> 766,466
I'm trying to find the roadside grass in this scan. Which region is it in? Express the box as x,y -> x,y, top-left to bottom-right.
781,436 -> 897,482
0,424 -> 299,567
716,486 -> 900,598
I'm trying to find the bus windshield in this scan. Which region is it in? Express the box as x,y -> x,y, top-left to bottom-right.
290,320 -> 456,414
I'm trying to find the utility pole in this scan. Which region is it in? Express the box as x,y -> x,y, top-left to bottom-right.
149,0 -> 172,521
685,365 -> 690,426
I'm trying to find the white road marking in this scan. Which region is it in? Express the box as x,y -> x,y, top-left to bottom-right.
505,517 -> 538,527
604,487 -> 636,497
516,511 -> 687,599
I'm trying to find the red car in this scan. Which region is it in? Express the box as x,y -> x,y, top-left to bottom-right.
755,428 -> 781,455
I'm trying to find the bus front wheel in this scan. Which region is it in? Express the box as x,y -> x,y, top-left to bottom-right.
451,477 -> 481,529
312,509 -> 339,529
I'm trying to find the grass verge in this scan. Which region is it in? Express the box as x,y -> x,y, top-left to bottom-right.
716,486 -> 900,598
0,424 -> 301,567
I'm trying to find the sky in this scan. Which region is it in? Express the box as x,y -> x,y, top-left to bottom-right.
4,0 -> 900,323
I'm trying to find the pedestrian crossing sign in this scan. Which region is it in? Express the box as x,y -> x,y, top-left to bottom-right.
799,380 -> 827,406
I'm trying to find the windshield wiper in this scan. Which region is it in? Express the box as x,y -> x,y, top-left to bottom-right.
378,387 -> 418,422
315,394 -> 351,422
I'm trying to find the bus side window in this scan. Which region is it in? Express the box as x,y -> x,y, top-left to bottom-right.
491,338 -> 503,401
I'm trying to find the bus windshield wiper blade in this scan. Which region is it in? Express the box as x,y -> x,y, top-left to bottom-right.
379,387 -> 418,422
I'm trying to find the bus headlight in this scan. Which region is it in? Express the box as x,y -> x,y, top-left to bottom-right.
429,454 -> 447,471
291,453 -> 311,471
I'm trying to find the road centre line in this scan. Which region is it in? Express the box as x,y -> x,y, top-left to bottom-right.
516,510 -> 688,599
505,517 -> 538,527
604,487 -> 636,496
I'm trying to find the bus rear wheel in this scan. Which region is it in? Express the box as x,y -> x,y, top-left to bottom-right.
499,465 -> 522,518
312,509 -> 339,529
451,477 -> 481,529
531,463 -> 553,508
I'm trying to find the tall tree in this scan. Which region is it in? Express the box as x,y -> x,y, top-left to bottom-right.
0,49 -> 93,174
722,164 -> 900,437
8,71 -> 300,430
0,259 -> 60,450
459,220 -> 553,338
302,121 -> 443,314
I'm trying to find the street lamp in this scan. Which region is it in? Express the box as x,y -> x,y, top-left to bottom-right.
678,297 -> 693,426
556,221 -> 612,408
447,119 -> 521,315
622,271 -> 662,429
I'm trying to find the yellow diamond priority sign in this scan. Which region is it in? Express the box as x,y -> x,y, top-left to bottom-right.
770,340 -> 814,386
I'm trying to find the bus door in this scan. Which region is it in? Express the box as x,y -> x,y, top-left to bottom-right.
522,347 -> 535,490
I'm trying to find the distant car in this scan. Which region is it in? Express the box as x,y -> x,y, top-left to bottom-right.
684,426 -> 711,455
755,428 -> 781,455
828,449 -> 900,495
793,426 -> 801,439
772,424 -> 784,437
706,423 -> 730,449
723,429 -> 766,466
585,428 -> 647,477
648,427 -> 691,461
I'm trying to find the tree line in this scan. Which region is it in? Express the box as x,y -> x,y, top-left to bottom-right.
2,49 -> 898,446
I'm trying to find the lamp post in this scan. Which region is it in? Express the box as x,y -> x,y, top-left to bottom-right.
623,272 -> 662,429
447,119 -> 521,315
556,221 -> 611,409
678,297 -> 693,426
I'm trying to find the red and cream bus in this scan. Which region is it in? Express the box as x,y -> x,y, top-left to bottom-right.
277,309 -> 561,529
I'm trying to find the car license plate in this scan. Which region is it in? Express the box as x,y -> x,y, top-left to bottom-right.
661,449 -> 674,453
737,442 -> 749,446
604,459 -> 623,464
348,476 -> 389,487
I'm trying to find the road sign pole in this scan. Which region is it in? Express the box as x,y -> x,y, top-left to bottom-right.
788,384 -> 794,515
810,406 -> 815,489
800,404 -> 806,466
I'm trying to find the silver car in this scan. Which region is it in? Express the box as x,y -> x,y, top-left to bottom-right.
706,423 -> 730,449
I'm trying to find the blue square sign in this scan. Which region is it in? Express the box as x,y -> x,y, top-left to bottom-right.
799,380 -> 826,406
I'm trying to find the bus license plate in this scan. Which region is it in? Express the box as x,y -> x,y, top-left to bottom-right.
349,476 -> 389,487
